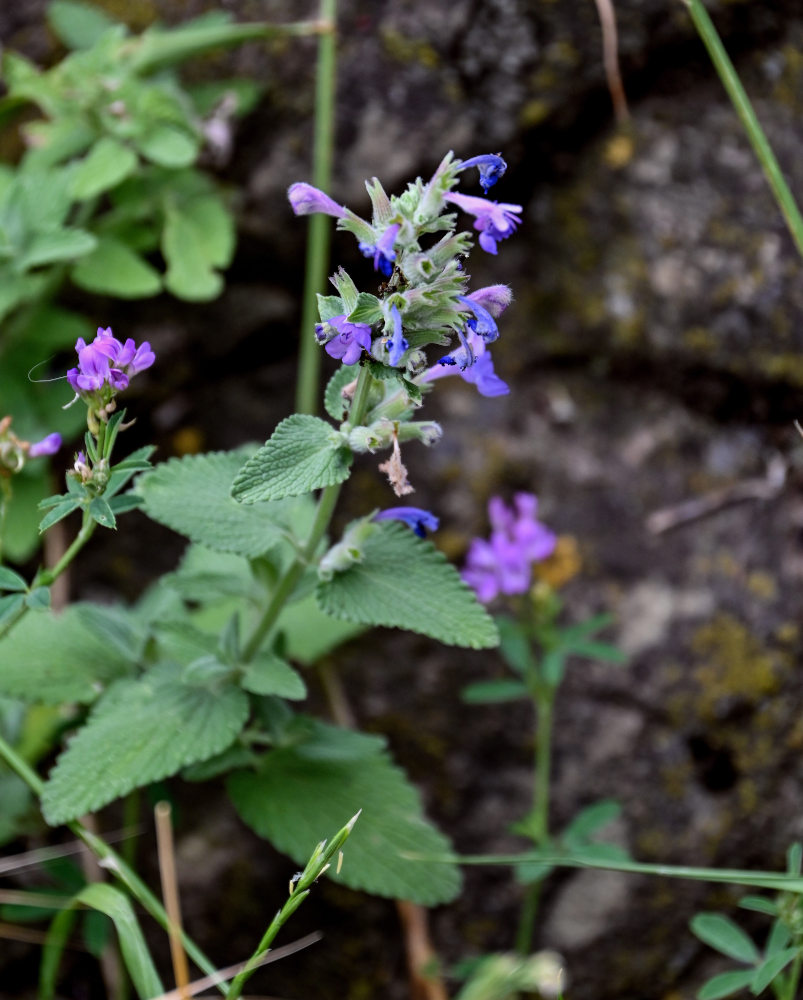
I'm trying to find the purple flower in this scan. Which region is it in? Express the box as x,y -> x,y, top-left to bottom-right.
374,506 -> 440,538
459,153 -> 507,193
458,352 -> 509,397
359,223 -> 400,277
462,494 -> 556,603
28,432 -> 62,457
322,316 -> 373,365
67,327 -> 154,396
287,182 -> 346,219
466,284 -> 513,318
385,305 -> 409,367
444,192 -> 522,254
458,295 -> 499,344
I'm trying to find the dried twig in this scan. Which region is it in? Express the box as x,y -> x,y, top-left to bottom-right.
155,801 -> 191,1000
592,0 -> 630,123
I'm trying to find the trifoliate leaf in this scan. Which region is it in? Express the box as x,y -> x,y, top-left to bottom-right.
231,415 -> 352,503
228,719 -> 461,904
138,450 -> 295,556
0,605 -> 134,704
324,365 -> 357,421
241,653 -> 306,699
42,664 -> 249,824
690,913 -> 760,964
71,237 -> 162,298
70,138 -> 138,200
316,521 -> 498,649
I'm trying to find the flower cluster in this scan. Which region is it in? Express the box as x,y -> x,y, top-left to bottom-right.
462,494 -> 557,603
67,327 -> 155,423
287,151 -> 520,390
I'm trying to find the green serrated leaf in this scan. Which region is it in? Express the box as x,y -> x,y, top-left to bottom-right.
241,653 -> 306,699
348,292 -> 383,325
39,499 -> 80,532
275,591 -> 364,665
0,567 -> 27,592
316,521 -> 498,649
70,138 -> 138,201
139,450 -> 295,556
698,969 -> 757,1000
46,0 -> 121,49
0,604 -> 134,704
71,237 -> 162,298
324,365 -> 357,421
461,679 -> 528,704
228,719 -> 461,905
691,913 -> 760,964
751,947 -> 797,995
232,415 -> 352,504
18,228 -> 97,270
42,664 -> 249,824
89,496 -> 116,529
317,294 -> 345,321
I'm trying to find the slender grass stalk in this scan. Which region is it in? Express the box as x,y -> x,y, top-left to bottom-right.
295,0 -> 338,415
681,0 -> 803,259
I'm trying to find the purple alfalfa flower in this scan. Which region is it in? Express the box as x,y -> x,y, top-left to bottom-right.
461,493 -> 556,603
443,191 -> 522,255
458,153 -> 507,193
68,327 -> 154,395
322,315 -> 373,365
28,432 -> 62,458
384,305 -> 409,367
359,223 -> 400,277
373,506 -> 440,538
287,182 -> 346,219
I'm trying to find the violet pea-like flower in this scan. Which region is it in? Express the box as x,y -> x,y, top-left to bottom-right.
444,191 -> 522,254
323,316 -> 373,365
28,432 -> 62,457
374,507 -> 440,538
67,326 -> 155,395
287,182 -> 346,219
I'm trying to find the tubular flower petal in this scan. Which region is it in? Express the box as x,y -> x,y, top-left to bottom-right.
444,192 -> 522,255
458,295 -> 499,343
467,284 -> 513,318
385,305 -> 409,367
373,507 -> 440,538
323,316 -> 373,365
458,153 -> 507,192
28,432 -> 62,457
359,223 -> 400,277
462,493 -> 557,602
287,182 -> 346,219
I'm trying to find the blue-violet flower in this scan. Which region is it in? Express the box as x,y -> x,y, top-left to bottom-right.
458,295 -> 499,344
287,182 -> 346,219
321,316 -> 373,365
373,507 -> 440,538
29,433 -> 62,457
360,223 -> 400,277
459,153 -> 507,193
385,305 -> 409,367
444,192 -> 522,255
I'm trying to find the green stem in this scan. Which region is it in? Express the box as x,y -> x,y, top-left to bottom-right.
783,951 -> 801,1000
295,0 -> 338,415
516,686 -> 555,954
0,733 -> 226,995
38,510 -> 96,588
241,364 -> 372,662
0,477 -> 10,564
682,0 -> 803,259
225,897 -> 304,1000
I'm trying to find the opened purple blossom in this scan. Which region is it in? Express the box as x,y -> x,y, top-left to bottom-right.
462,493 -> 556,602
67,327 -> 154,396
287,182 -> 346,219
420,335 -> 509,398
466,284 -> 513,318
444,192 -> 522,254
385,305 -> 409,367
458,295 -> 499,344
322,316 -> 373,365
28,432 -> 62,457
359,223 -> 400,277
459,153 -> 507,193
374,506 -> 440,538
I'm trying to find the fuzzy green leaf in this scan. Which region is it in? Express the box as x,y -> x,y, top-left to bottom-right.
18,228 -> 97,269
0,604 -> 134,704
275,592 -> 364,665
316,521 -> 498,649
136,124 -> 198,168
42,664 -> 249,824
231,415 -> 352,503
324,365 -> 357,421
691,913 -> 760,964
697,970 -> 756,1000
162,205 -> 223,301
70,138 -> 138,200
46,1 -> 121,49
228,720 -> 461,905
71,237 -> 162,298
241,653 -> 306,699
138,450 -> 294,556
348,292 -> 383,325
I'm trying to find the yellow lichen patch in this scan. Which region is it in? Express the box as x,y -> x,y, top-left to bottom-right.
534,535 -> 581,589
690,615 -> 780,721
